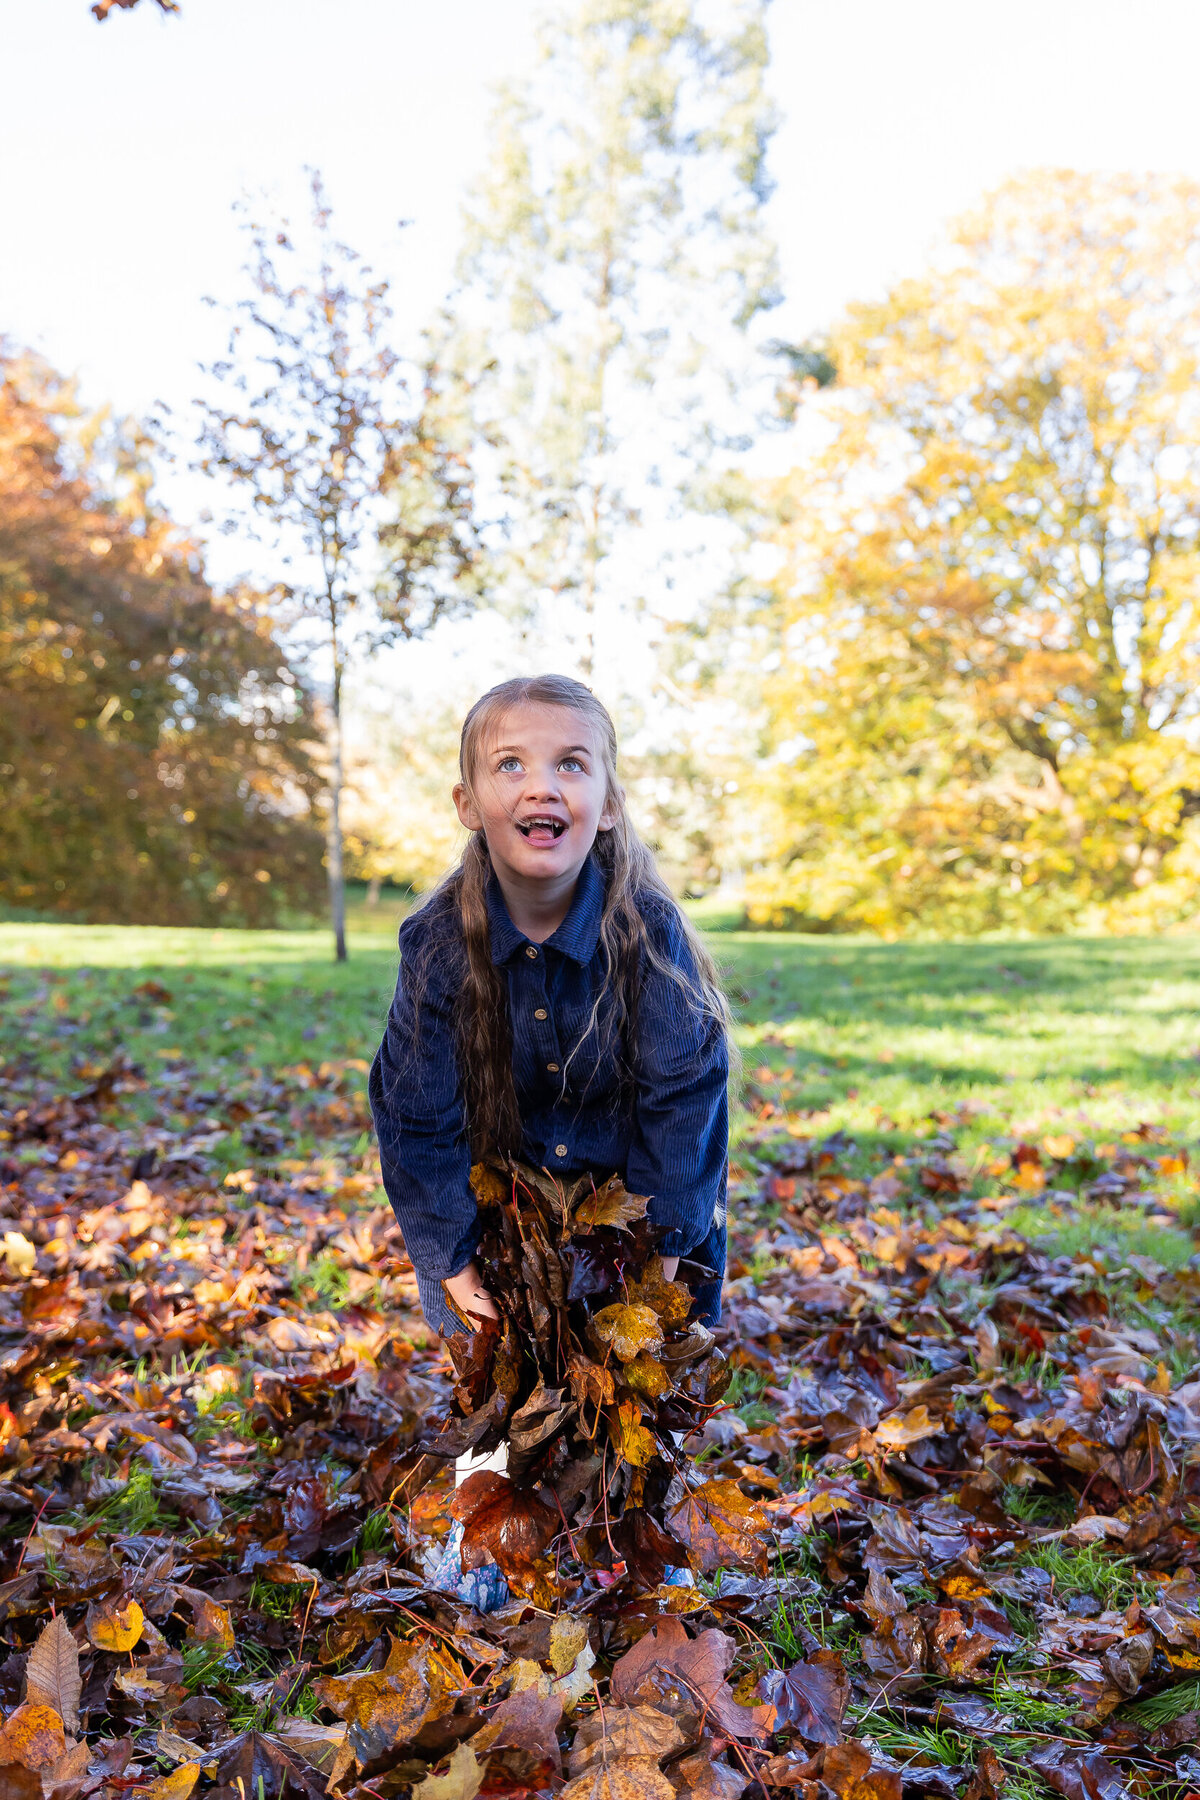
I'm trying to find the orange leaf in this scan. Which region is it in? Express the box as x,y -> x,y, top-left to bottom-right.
0,1706 -> 66,1773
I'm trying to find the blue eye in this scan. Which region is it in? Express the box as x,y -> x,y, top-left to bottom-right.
498,757 -> 522,772
561,757 -> 584,772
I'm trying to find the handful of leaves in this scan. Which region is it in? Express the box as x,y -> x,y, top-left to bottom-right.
415,1162 -> 768,1603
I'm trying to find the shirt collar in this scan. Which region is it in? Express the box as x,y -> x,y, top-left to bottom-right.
487,851 -> 606,968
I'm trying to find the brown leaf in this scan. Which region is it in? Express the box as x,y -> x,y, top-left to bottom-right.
473,1687 -> 563,1775
758,1652 -> 848,1743
666,1480 -> 768,1576
86,1598 -> 144,1655
821,1743 -> 902,1800
560,1759 -> 676,1800
673,1753 -> 749,1800
24,1617 -> 81,1735
0,1768 -> 41,1800
449,1471 -> 559,1585
568,1705 -> 685,1774
0,1709 -> 66,1775
609,1617 -> 768,1740
183,1596 -> 234,1653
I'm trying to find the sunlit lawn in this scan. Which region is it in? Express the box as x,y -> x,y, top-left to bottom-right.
4,916 -> 1200,1268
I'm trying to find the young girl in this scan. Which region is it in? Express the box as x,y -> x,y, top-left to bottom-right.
369,674 -> 733,1349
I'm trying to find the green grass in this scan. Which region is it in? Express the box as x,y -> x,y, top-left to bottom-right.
1014,1540 -> 1140,1611
6,926 -> 1200,1181
1006,1200 -> 1197,1271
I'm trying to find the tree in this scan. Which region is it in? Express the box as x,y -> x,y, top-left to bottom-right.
442,0 -> 779,676
92,1 -> 178,17
197,174 -> 480,961
732,171 -> 1200,935
0,349 -> 324,925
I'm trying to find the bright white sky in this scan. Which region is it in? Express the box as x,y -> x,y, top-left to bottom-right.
4,0 -> 1200,709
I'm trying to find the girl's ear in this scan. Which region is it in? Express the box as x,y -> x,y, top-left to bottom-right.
598,786 -> 623,833
453,781 -> 483,832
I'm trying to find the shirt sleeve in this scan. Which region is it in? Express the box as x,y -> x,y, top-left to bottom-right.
624,903 -> 730,1264
368,919 -> 479,1283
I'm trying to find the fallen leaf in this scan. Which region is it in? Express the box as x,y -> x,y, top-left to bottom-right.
141,1764 -> 200,1800
667,1479 -> 768,1576
559,1759 -> 676,1800
410,1743 -> 483,1800
24,1616 -> 81,1734
86,1598 -> 145,1654
0,1709 -> 66,1774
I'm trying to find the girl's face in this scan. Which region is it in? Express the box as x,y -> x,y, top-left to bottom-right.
454,703 -> 618,887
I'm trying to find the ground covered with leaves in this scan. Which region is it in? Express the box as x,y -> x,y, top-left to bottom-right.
1,927 -> 1200,1800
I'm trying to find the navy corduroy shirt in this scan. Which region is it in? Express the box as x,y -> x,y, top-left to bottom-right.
369,852 -> 728,1335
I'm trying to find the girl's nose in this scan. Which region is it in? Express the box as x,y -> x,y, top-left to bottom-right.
525,767 -> 563,799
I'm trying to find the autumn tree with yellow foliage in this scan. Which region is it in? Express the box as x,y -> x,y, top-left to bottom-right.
732,172 -> 1200,934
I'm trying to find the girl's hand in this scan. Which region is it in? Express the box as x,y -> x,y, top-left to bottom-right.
444,1262 -> 500,1322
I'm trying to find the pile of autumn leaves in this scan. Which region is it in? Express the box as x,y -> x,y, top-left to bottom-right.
418,1162 -> 764,1603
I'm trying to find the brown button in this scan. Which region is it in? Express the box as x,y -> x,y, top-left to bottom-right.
534,1008 -> 548,1020
546,1062 -> 559,1073
554,1144 -> 568,1157
525,945 -> 538,959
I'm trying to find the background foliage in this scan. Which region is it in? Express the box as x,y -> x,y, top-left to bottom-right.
0,352 -> 324,926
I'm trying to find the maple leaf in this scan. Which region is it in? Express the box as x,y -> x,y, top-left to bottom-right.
449,1470 -> 559,1585
666,1479 -> 769,1576
411,1742 -> 484,1800
758,1651 -> 849,1742
567,1174 -> 650,1234
590,1303 -> 664,1362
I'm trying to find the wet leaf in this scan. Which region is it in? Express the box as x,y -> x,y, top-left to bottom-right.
86,1598 -> 145,1654
667,1479 -> 768,1575
591,1303 -> 665,1362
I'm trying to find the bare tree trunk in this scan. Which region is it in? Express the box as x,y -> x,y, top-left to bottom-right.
327,655 -> 348,963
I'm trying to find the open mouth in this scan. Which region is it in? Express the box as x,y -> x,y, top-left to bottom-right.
517,816 -> 568,841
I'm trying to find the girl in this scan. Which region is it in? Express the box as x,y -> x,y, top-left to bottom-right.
369,674 -> 733,1345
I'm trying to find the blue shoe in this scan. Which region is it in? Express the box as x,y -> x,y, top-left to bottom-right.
427,1520 -> 510,1612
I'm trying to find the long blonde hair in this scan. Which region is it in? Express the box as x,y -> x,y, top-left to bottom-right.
412,674 -> 733,1162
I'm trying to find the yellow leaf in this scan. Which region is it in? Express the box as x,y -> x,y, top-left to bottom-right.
610,1399 -> 657,1468
590,1304 -> 664,1363
410,1743 -> 483,1800
142,1763 -> 201,1800
1042,1134 -> 1076,1160
874,1406 -> 943,1451
622,1353 -> 672,1400
87,1598 -> 145,1654
568,1175 -> 650,1234
2,1233 -> 35,1277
